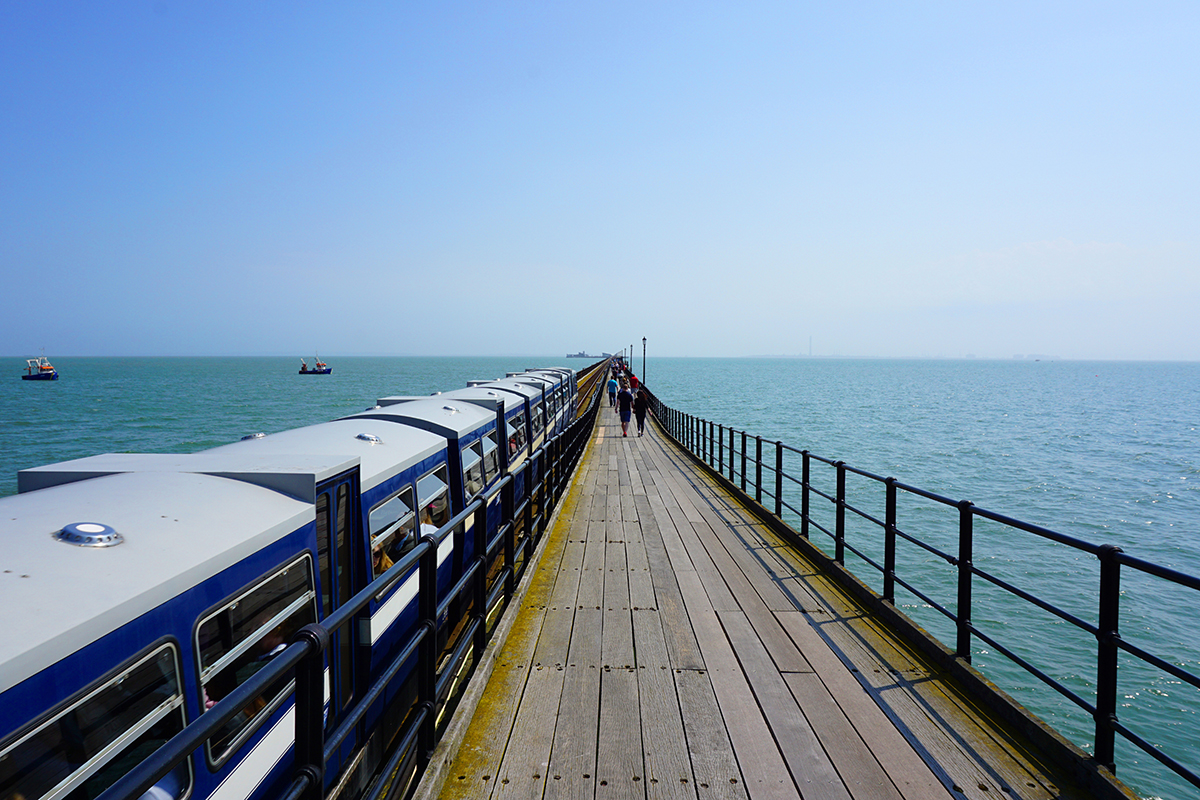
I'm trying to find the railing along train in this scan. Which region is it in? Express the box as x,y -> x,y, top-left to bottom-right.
98,380 -> 604,800
646,390 -> 1200,795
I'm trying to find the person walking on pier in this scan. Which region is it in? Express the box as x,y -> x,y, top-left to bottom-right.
616,381 -> 634,436
607,375 -> 618,407
634,388 -> 649,436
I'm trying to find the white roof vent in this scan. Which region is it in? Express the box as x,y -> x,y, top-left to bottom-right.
55,522 -> 123,548
357,433 -> 383,444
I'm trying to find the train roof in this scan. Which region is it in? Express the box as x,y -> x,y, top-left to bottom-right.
342,397 -> 495,441
527,367 -> 574,379
435,387 -> 524,414
0,470 -> 313,694
204,419 -> 448,493
18,451 -> 359,501
481,380 -> 543,401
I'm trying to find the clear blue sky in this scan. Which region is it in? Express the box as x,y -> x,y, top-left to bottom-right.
3,2 -> 1196,359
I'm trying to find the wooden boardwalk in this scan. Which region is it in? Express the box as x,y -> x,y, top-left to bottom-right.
416,406 -> 1104,800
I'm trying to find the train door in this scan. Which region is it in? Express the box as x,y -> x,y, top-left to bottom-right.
315,470 -> 364,772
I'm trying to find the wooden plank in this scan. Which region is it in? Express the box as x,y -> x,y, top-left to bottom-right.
718,610 -> 850,800
577,519 -> 607,609
596,667 -> 643,800
675,669 -> 749,800
638,663 -> 694,800
689,500 -> 799,613
648,494 -> 697,576
548,539 -> 586,610
676,522 -> 738,612
774,614 -> 950,800
782,672 -> 908,800
627,536 -> 655,611
545,609 -> 603,800
776,610 -> 1020,800
682,520 -> 811,674
603,540 -> 634,669
492,662 -> 565,800
687,607 -> 797,800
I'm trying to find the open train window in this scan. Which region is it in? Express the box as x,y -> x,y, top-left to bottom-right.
195,557 -> 316,764
461,442 -> 484,498
369,486 -> 415,577
0,644 -> 190,800
417,466 -> 449,532
480,433 -> 499,482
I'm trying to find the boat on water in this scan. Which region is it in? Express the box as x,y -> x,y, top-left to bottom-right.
22,355 -> 58,381
565,351 -> 596,358
299,356 -> 331,375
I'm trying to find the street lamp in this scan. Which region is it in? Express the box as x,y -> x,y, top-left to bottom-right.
642,337 -> 646,385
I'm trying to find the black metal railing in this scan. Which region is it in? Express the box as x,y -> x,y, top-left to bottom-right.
648,392 -> 1200,794
98,381 -> 603,800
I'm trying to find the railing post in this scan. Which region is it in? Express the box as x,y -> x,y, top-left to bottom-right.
1095,544 -> 1123,771
418,533 -> 439,759
717,423 -> 724,473
755,436 -> 763,504
800,451 -> 810,539
956,500 -> 974,663
473,503 -> 488,654
729,427 -> 735,482
835,461 -> 846,564
884,478 -> 897,602
293,624 -> 329,800
700,419 -> 710,470
774,441 -> 783,518
503,478 -> 516,596
740,431 -> 747,492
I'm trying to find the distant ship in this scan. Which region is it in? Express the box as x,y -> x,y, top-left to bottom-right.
299,356 -> 332,375
22,354 -> 58,381
566,351 -> 597,358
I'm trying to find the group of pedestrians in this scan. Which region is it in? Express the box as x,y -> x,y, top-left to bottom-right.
607,367 -> 650,437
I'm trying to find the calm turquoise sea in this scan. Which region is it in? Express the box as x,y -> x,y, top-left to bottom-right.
3,355 -> 1197,798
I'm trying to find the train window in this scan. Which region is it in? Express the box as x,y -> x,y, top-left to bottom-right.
461,442 -> 484,498
316,494 -> 332,618
0,644 -> 189,800
196,557 -> 316,763
530,401 -> 544,437
417,467 -> 450,532
507,415 -> 527,455
369,486 -> 415,578
481,433 -> 499,482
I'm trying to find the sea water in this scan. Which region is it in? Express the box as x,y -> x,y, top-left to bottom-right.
3,355 -> 1197,798
645,356 -> 1199,800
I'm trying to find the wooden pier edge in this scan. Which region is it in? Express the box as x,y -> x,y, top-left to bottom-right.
650,417 -> 1139,800
413,408 -> 606,800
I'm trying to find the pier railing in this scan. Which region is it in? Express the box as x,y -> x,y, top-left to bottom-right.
97,381 -> 604,800
647,392 -> 1200,795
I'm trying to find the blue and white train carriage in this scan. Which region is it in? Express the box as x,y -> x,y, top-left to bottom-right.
0,367 -> 585,800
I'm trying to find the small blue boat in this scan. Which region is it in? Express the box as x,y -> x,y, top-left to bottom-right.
299,356 -> 331,375
22,355 -> 58,381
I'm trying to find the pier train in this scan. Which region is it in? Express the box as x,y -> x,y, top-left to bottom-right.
0,366 -> 585,800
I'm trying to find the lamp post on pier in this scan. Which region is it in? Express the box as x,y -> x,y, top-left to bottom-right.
642,337 -> 646,385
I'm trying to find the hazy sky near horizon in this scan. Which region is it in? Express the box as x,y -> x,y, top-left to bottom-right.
2,2 -> 1197,360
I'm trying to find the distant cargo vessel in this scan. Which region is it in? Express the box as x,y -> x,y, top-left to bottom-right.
566,351 -> 610,359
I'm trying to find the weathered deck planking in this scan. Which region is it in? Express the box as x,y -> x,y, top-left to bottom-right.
419,402 -> 1105,800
